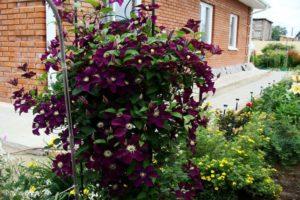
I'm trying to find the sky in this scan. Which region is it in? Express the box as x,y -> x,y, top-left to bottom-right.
254,0 -> 300,37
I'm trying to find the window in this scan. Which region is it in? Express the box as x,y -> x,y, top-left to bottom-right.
229,14 -> 238,50
200,2 -> 213,44
111,0 -> 142,21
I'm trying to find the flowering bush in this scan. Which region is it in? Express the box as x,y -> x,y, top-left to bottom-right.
194,113 -> 282,200
251,79 -> 300,166
9,0 -> 221,199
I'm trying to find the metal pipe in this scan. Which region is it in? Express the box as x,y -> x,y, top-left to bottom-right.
152,0 -> 156,36
44,1 -> 79,199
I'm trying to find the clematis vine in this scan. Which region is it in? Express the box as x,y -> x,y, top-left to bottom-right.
10,1 -> 222,199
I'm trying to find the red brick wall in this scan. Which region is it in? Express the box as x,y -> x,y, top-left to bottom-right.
145,0 -> 251,67
0,0 -> 46,103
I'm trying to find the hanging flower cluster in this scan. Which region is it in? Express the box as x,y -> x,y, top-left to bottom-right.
10,0 -> 221,199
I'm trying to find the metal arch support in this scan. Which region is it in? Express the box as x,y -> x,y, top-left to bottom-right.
44,0 -> 79,199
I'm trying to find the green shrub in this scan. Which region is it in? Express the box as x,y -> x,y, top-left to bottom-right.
0,156 -> 106,200
261,43 -> 294,54
193,113 -> 282,200
253,80 -> 300,166
253,43 -> 300,69
215,110 -> 251,140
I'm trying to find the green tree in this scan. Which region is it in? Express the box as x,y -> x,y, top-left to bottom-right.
272,25 -> 287,41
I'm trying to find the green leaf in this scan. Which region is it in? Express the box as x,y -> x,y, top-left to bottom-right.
172,112 -> 182,119
183,115 -> 194,125
75,145 -> 89,157
84,0 -> 100,7
105,108 -> 117,113
134,120 -> 143,130
125,49 -> 139,56
72,88 -> 82,96
94,139 -> 106,144
100,7 -> 113,14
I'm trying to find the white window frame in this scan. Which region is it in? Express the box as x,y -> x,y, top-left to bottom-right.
111,0 -> 141,21
46,2 -> 57,88
200,2 -> 213,44
228,14 -> 238,50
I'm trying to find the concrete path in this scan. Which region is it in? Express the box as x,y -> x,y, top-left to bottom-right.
207,69 -> 289,110
0,102 -> 51,152
0,68 -> 289,151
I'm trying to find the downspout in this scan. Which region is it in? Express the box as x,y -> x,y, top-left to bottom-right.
247,8 -> 268,63
45,2 -> 57,87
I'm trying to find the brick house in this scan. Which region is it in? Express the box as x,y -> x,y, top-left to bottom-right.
0,0 -> 268,102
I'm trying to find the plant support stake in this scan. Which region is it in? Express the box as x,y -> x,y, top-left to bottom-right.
45,1 -> 79,199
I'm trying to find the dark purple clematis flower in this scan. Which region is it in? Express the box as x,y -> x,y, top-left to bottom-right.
12,87 -> 24,99
137,3 -> 159,11
111,114 -> 132,138
32,96 -> 65,135
175,182 -> 197,200
125,55 -> 152,71
100,68 -> 126,93
8,78 -> 18,86
13,92 -> 36,115
52,0 -> 63,6
18,63 -> 28,72
129,165 -> 158,187
141,44 -> 166,57
90,143 -> 117,170
22,71 -> 36,79
147,104 -> 172,129
109,0 -> 124,6
109,21 -> 130,35
93,42 -> 115,68
76,67 -> 101,92
182,19 -> 200,33
52,153 -> 72,177
116,134 -> 144,164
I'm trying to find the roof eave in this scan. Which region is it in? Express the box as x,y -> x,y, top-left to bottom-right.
239,0 -> 270,10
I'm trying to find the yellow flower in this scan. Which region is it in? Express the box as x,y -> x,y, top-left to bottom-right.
206,176 -> 211,181
83,188 -> 89,195
247,138 -> 255,143
211,170 -> 215,174
290,83 -> 300,95
222,172 -> 226,176
29,186 -> 36,193
214,187 -> 219,191
69,189 -> 75,196
246,176 -> 254,184
219,163 -> 224,167
211,174 -> 215,178
232,182 -> 237,186
48,136 -> 58,147
27,161 -> 37,168
201,176 -> 206,180
152,158 -> 158,164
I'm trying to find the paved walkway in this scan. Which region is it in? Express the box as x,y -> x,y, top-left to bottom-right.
208,69 -> 288,110
0,69 -> 289,150
0,102 -> 51,150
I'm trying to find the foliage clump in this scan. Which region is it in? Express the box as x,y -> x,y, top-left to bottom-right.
8,0 -> 221,199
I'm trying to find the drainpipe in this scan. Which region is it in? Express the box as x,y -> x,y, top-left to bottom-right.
45,2 -> 57,87
247,8 -> 268,63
